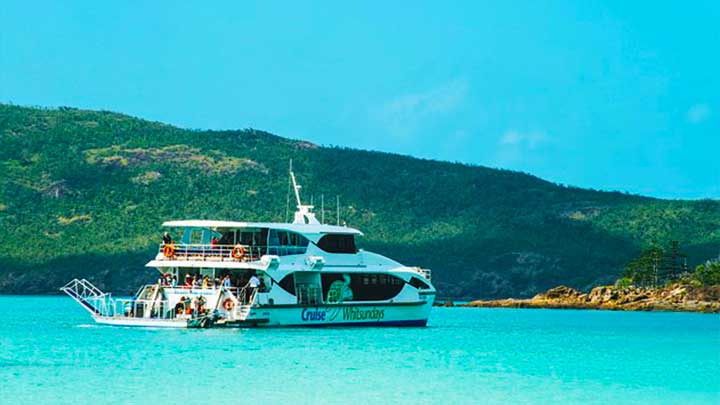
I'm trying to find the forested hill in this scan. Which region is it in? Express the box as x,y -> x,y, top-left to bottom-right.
1,104 -> 718,298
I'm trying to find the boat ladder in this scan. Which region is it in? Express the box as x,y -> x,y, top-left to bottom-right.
60,278 -> 108,316
234,304 -> 252,321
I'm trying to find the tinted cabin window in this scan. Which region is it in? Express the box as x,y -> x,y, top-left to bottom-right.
317,234 -> 357,254
321,273 -> 404,301
278,274 -> 295,295
409,277 -> 430,290
268,230 -> 309,256
218,232 -> 234,245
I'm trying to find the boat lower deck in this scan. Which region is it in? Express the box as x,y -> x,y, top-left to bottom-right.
89,299 -> 433,328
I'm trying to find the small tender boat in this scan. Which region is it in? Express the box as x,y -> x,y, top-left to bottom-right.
62,168 -> 435,328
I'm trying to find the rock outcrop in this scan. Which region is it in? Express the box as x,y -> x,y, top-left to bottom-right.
464,284 -> 720,313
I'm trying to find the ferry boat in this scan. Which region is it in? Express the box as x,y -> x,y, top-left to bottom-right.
62,169 -> 435,328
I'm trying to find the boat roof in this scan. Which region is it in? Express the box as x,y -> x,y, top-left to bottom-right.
162,220 -> 363,236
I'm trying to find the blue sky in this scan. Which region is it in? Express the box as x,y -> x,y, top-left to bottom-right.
1,1 -> 718,199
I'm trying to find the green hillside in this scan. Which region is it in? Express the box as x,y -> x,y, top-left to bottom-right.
1,104 -> 718,298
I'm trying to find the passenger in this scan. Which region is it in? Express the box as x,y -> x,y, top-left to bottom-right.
202,275 -> 209,289
222,275 -> 231,288
192,275 -> 199,288
211,236 -> 218,247
157,274 -> 165,286
198,296 -> 207,314
171,275 -> 178,287
258,277 -> 267,292
191,296 -> 198,316
213,276 -> 220,288
184,274 -> 192,288
247,272 -> 260,301
175,297 -> 185,315
162,232 -> 172,245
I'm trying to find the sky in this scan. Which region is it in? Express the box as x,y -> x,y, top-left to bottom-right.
1,1 -> 718,199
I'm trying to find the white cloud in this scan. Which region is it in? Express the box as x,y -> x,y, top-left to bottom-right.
375,78 -> 468,137
499,130 -> 547,149
686,104 -> 711,124
493,129 -> 550,167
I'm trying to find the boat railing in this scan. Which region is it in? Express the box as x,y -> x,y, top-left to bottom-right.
236,286 -> 259,305
61,278 -> 109,315
157,243 -> 307,262
108,298 -> 177,319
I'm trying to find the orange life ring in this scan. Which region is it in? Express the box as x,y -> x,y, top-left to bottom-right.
231,245 -> 246,260
163,244 -> 175,258
222,298 -> 235,311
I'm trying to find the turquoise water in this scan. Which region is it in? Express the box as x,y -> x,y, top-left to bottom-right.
1,296 -> 718,404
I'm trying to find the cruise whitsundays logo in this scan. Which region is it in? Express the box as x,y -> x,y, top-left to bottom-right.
300,307 -> 385,322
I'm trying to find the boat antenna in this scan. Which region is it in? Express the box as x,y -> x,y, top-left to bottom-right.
321,194 -> 325,224
289,164 -> 320,225
285,160 -> 292,222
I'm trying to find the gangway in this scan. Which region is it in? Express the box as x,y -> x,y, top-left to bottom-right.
60,278 -> 108,316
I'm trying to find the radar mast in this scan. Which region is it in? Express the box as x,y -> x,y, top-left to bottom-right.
289,162 -> 320,225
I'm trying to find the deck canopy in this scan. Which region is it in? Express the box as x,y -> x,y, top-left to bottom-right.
162,220 -> 363,236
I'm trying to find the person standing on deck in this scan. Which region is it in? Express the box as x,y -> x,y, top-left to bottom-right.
162,232 -> 172,245
247,272 -> 260,303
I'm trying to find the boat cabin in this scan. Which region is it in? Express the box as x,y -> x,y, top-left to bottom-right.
156,220 -> 361,262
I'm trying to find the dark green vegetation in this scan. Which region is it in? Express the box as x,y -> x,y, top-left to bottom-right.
621,241 -> 689,287
693,261 -> 720,286
620,241 -> 720,288
1,104 -> 719,298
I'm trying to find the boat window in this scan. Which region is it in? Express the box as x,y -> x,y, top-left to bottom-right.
181,228 -> 204,244
409,277 -> 430,290
218,231 -> 234,245
238,232 -> 250,245
316,234 -> 357,254
321,273 -> 404,301
277,274 -> 296,295
268,229 -> 309,256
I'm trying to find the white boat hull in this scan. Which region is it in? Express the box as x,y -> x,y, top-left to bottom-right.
244,299 -> 434,327
88,297 -> 434,328
93,316 -> 188,328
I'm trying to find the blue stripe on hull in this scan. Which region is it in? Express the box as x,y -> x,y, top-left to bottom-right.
296,319 -> 428,327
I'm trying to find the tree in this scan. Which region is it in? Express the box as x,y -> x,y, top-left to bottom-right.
694,262 -> 720,286
623,247 -> 663,287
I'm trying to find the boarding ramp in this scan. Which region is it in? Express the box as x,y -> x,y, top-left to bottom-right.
61,279 -> 109,316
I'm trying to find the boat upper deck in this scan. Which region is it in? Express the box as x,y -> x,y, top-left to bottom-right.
156,243 -> 303,263
163,220 -> 362,236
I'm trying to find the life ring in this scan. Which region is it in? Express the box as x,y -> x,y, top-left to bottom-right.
231,245 -> 246,260
162,244 -> 175,258
222,298 -> 235,311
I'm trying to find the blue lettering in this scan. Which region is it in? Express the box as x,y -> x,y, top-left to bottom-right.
301,308 -> 326,321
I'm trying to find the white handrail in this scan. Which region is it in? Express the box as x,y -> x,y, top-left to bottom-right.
157,243 -> 307,261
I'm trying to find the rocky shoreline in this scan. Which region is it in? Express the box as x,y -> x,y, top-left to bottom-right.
438,284 -> 720,313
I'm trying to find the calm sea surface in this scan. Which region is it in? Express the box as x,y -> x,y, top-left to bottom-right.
1,296 -> 718,404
